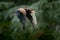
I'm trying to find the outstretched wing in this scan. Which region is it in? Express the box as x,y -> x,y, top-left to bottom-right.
30,11 -> 37,27
16,9 -> 26,30
27,10 -> 37,27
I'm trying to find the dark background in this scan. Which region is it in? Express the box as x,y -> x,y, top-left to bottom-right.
0,0 -> 60,40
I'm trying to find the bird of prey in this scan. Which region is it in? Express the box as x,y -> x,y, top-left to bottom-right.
16,8 -> 37,30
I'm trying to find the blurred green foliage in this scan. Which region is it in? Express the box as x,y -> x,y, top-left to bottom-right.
0,2 -> 14,12
0,0 -> 39,5
0,0 -> 60,40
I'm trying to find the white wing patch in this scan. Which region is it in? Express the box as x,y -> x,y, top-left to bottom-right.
31,11 -> 37,26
